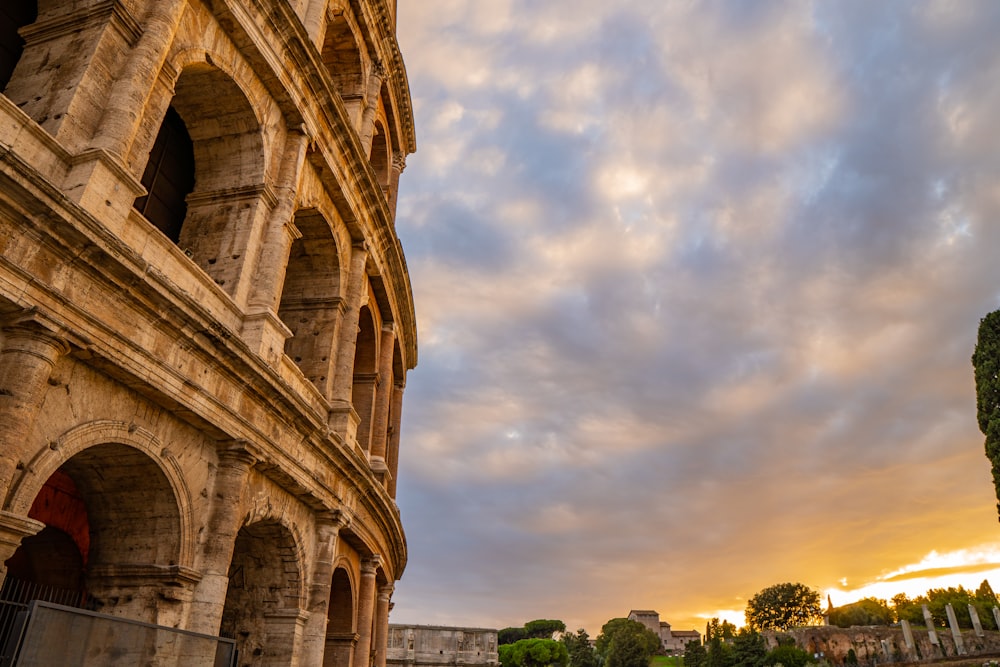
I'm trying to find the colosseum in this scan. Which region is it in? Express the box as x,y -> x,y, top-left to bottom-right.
0,0 -> 416,664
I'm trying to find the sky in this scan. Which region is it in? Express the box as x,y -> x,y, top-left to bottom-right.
388,0 -> 1000,636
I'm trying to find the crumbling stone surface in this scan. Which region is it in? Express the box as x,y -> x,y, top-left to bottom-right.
0,1 -> 416,664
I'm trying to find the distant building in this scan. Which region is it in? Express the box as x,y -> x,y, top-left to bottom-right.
628,610 -> 702,654
388,624 -> 499,667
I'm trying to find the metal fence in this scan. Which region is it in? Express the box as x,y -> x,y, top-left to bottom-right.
0,598 -> 236,666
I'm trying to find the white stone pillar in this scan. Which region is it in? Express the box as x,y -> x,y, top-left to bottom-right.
945,603 -> 965,655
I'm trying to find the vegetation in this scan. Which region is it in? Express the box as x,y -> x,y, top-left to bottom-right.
890,582 -> 998,629
501,620 -> 568,645
745,583 -> 822,631
499,639 -> 569,667
595,618 -> 663,667
561,628 -> 598,667
828,597 -> 894,627
974,309 -> 1000,519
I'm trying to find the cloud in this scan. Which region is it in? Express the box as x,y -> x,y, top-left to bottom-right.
391,0 -> 1000,635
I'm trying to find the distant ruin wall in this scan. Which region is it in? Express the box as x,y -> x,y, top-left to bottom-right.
773,626 -> 1000,665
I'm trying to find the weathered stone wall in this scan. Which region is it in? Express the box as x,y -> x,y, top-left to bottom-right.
388,624 -> 500,667
0,0 -> 417,664
774,626 -> 1000,665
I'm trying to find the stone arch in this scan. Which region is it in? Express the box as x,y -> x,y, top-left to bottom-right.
325,564 -> 356,667
370,119 -> 391,195
278,209 -> 343,395
6,419 -> 194,567
221,519 -> 307,665
352,305 -> 378,452
0,2 -> 36,93
321,9 -> 365,126
133,54 -> 272,297
3,423 -> 191,622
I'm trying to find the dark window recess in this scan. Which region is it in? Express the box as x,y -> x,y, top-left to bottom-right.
0,2 -> 37,92
134,106 -> 195,243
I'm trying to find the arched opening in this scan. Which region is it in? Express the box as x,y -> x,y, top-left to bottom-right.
133,106 -> 196,242
0,2 -> 36,93
2,444 -> 182,622
370,121 -> 390,197
320,13 -> 364,126
2,470 -> 87,605
134,62 -> 266,296
221,521 -> 303,665
352,306 -> 378,452
324,567 -> 355,667
278,210 -> 342,395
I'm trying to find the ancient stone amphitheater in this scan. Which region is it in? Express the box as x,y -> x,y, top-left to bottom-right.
0,0 -> 416,664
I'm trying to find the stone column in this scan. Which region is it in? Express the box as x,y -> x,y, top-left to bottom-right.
359,63 -> 386,158
90,0 -> 188,159
0,318 -> 69,501
387,152 -> 406,219
329,244 -> 369,445
354,556 -> 380,667
900,619 -> 915,652
372,583 -> 393,667
923,604 -> 939,646
368,325 -> 395,478
242,129 -> 310,364
993,606 -> 1000,633
301,511 -> 351,666
945,603 -> 965,655
970,603 -> 985,637
186,442 -> 258,634
385,382 -> 404,498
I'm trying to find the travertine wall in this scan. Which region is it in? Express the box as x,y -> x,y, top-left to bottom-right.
0,0 -> 416,664
388,625 -> 500,667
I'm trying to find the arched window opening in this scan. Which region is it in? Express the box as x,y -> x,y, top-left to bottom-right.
320,14 -> 364,124
0,2 -> 37,93
134,63 -> 266,296
278,211 -> 341,394
352,306 -> 378,452
221,521 -> 302,661
133,106 -> 196,243
370,122 -> 390,196
325,567 -> 355,667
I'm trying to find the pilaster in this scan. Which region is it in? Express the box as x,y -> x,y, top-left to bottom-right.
301,510 -> 352,666
354,555 -> 380,667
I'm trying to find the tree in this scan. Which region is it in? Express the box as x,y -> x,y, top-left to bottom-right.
891,593 -> 925,625
764,644 -> 814,667
745,583 -> 822,631
704,618 -> 737,643
525,620 -> 567,640
561,629 -> 598,667
973,309 -> 1000,519
499,639 -> 569,667
828,598 -> 894,627
683,640 -> 707,667
595,618 -> 662,667
500,628 -> 528,645
731,628 -> 768,667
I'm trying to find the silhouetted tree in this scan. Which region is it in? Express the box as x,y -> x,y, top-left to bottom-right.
745,583 -> 822,631
973,309 -> 1000,519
